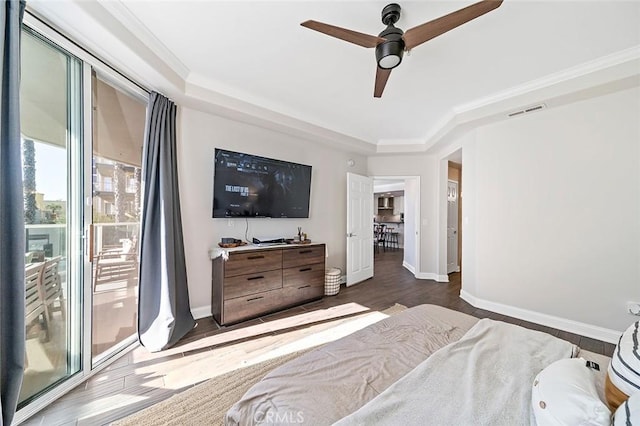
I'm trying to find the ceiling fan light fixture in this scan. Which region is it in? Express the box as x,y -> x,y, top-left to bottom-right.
376,24 -> 405,70
376,39 -> 404,69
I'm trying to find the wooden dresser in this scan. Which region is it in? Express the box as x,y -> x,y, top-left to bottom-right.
211,243 -> 326,325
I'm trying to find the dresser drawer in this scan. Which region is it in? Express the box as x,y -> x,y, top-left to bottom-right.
282,283 -> 323,306
224,269 -> 282,300
224,288 -> 284,324
225,250 -> 282,277
282,245 -> 325,269
283,263 -> 324,289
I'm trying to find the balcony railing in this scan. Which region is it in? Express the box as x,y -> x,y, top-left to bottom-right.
25,222 -> 140,264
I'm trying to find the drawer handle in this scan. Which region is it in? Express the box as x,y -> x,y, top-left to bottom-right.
247,255 -> 265,260
297,285 -> 311,289
298,250 -> 312,254
247,296 -> 264,302
299,267 -> 312,272
247,275 -> 265,281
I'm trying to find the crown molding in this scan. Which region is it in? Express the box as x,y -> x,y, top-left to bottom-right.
421,46 -> 640,154
98,1 -> 191,80
181,80 -> 377,155
370,46 -> 640,154
185,72 -> 375,151
377,138 -> 425,146
27,0 -> 185,96
454,46 -> 640,115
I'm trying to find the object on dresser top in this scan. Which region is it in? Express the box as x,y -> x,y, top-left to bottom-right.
285,238 -> 312,245
219,238 -> 246,248
252,237 -> 286,246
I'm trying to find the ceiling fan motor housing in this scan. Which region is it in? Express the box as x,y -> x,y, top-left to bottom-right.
376,25 -> 405,69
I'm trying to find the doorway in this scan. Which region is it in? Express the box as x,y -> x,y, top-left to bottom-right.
438,153 -> 464,282
447,179 -> 459,273
372,176 -> 420,276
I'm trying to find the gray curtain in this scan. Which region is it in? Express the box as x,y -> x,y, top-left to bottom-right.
138,92 -> 195,352
0,1 -> 26,424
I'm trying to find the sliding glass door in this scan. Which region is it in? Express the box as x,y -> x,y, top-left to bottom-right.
14,17 -> 148,419
18,27 -> 83,407
91,72 -> 146,365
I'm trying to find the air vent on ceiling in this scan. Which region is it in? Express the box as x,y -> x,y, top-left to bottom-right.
508,103 -> 547,118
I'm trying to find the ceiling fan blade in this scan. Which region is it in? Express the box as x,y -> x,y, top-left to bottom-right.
374,67 -> 392,98
403,0 -> 503,50
301,20 -> 386,48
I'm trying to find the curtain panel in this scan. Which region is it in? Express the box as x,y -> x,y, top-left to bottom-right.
0,1 -> 26,424
138,92 -> 194,352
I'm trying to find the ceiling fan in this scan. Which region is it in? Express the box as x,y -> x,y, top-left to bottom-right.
301,0 -> 503,98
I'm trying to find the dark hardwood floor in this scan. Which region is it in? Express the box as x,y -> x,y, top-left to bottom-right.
21,249 -> 614,425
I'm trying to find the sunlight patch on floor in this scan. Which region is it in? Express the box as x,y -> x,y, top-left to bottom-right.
161,308 -> 391,390
133,302 -> 373,362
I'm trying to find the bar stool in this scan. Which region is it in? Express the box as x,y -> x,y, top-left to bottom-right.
386,229 -> 399,250
374,224 -> 387,252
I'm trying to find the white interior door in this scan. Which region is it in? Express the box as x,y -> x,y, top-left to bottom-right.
347,173 -> 374,286
447,180 -> 459,274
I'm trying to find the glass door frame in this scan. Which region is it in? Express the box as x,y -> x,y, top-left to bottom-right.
15,12 -> 148,424
90,69 -> 147,367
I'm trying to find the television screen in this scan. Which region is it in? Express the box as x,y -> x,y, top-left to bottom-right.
212,149 -> 312,218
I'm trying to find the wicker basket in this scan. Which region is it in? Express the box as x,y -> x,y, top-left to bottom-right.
324,268 -> 342,296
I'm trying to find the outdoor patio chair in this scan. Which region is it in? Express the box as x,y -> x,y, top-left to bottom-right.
40,256 -> 65,321
93,237 -> 138,291
25,262 -> 48,341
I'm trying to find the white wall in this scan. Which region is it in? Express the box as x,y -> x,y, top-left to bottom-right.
461,86 -> 640,337
178,107 -> 367,315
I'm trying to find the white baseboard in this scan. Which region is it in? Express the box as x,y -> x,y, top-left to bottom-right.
459,290 -> 621,344
414,272 -> 450,283
402,261 -> 415,274
340,275 -> 347,285
191,305 -> 212,320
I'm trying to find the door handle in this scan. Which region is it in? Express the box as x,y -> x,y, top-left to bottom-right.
84,225 -> 94,262
347,232 -> 357,237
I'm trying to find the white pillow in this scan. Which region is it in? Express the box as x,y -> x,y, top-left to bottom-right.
613,390 -> 640,425
608,321 -> 640,397
532,358 -> 611,426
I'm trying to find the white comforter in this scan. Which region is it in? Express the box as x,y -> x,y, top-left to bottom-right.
334,318 -> 577,426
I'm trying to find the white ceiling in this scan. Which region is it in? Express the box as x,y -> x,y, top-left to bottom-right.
28,1 -> 640,154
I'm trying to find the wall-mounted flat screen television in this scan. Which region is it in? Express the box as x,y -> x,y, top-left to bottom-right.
212,148 -> 312,218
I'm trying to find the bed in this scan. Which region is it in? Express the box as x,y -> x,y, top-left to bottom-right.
225,304 -> 612,425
